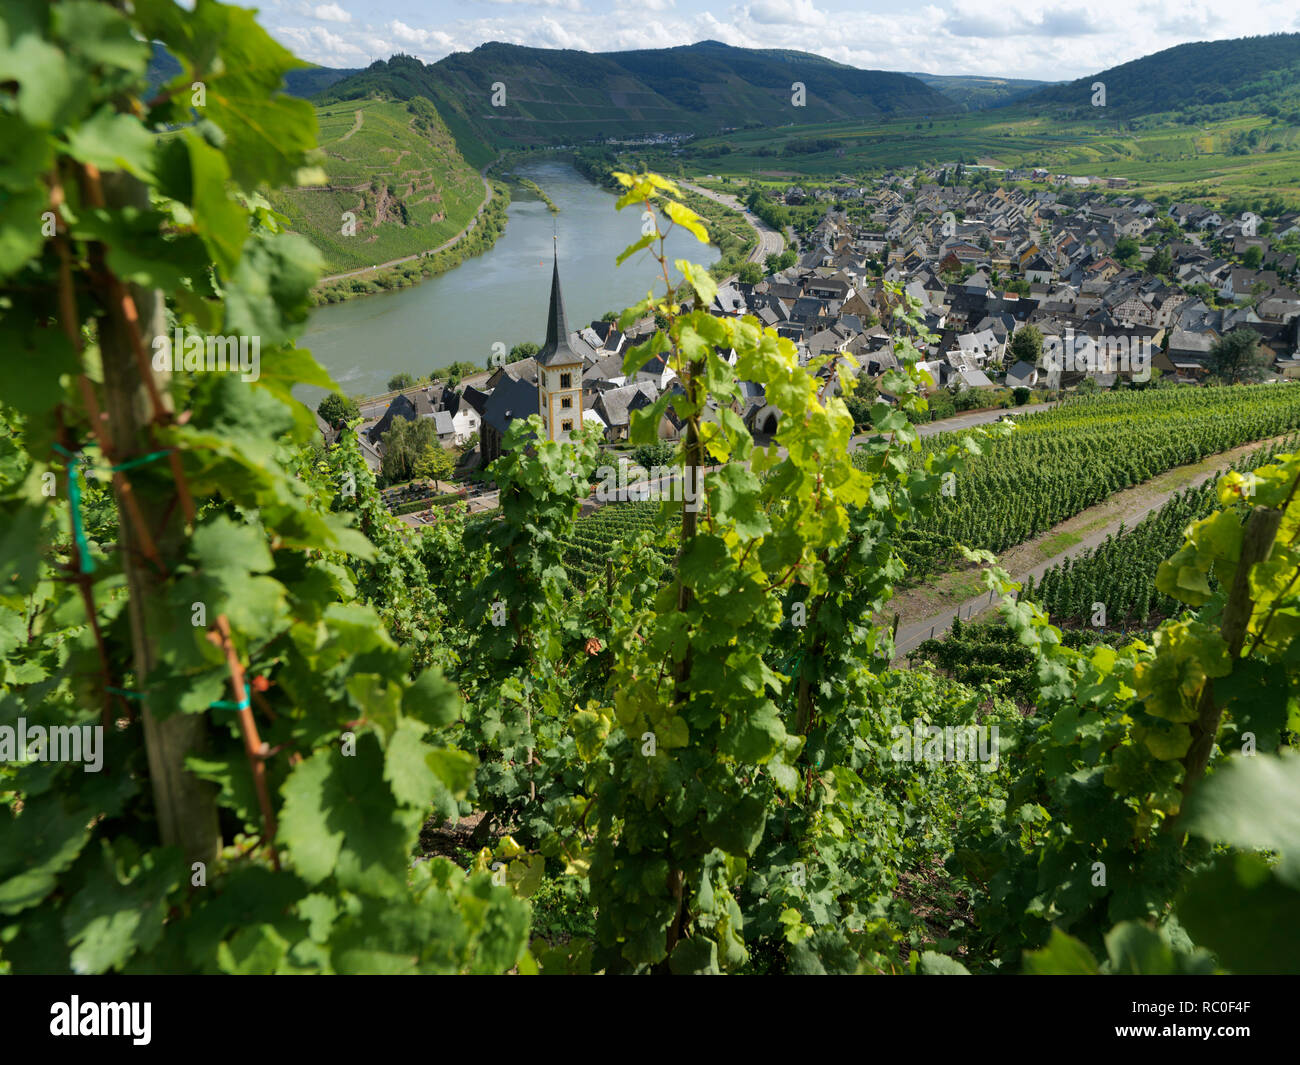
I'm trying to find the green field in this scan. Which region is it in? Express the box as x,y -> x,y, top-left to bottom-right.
648,108 -> 1300,207
267,97 -> 488,274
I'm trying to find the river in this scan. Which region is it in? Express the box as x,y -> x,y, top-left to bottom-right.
299,160 -> 720,403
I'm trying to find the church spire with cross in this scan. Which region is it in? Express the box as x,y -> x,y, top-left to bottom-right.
538,236 -> 581,368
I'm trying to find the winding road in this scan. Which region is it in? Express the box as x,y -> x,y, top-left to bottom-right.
678,180 -> 785,266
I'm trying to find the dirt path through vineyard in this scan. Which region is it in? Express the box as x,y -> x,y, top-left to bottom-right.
889,432 -> 1297,657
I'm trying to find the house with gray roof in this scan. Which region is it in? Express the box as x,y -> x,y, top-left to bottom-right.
591,381 -> 658,442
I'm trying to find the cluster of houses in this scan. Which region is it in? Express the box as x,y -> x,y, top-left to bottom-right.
326,166 -> 1300,479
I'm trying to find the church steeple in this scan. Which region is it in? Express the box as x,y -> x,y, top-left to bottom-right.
538,240 -> 581,368
536,238 -> 583,443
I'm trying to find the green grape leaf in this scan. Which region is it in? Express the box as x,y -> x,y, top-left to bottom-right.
1183,752 -> 1300,886
0,798 -> 92,916
1021,928 -> 1100,974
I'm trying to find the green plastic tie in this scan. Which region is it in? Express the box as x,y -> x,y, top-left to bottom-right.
52,444 -> 93,574
109,449 -> 173,473
107,686 -> 249,711
52,445 -> 172,575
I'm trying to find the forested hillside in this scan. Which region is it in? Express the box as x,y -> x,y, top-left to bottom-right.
1022,32 -> 1300,122
905,72 -> 1054,110
318,40 -> 958,148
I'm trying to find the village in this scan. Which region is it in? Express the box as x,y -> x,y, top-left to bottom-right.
316,163 -> 1300,523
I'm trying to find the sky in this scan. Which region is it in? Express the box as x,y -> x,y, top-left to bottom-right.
256,0 -> 1300,83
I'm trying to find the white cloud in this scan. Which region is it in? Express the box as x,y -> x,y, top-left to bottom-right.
387,20 -> 456,51
313,3 -> 352,22
274,24 -> 370,64
1035,8 -> 1103,35
260,0 -> 1300,83
531,16 -> 592,50
742,0 -> 827,28
469,0 -> 583,9
942,12 -> 1020,38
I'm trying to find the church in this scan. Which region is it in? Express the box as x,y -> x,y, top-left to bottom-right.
480,242 -> 590,461
536,244 -> 585,443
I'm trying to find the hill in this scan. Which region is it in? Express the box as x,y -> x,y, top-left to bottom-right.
318,40 -> 959,148
904,72 -> 1055,110
1021,33 -> 1300,121
146,41 -> 357,98
264,96 -> 488,274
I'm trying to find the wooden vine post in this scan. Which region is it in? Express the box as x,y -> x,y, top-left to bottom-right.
95,170 -> 221,870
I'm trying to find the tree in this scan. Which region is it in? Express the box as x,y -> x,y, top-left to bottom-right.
737,262 -> 764,284
631,441 -> 675,469
317,391 -> 360,427
1243,245 -> 1263,270
842,374 -> 879,428
509,341 -> 539,361
380,415 -> 440,484
1008,325 -> 1043,367
1147,247 -> 1173,276
413,442 -> 458,482
765,249 -> 796,274
1115,237 -> 1140,264
1208,328 -> 1269,384
387,372 -> 416,391
432,360 -> 478,387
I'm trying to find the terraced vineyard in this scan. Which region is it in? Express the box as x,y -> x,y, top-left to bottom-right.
563,502 -> 675,586
861,384 -> 1300,580
266,97 -> 486,273
1024,436 -> 1300,626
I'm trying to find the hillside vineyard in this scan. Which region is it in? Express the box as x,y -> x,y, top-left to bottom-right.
1,1 -> 1300,1012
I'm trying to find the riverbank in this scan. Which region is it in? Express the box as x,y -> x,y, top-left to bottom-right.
570,152 -> 757,277
300,158 -> 720,400
311,178 -> 510,307
517,177 -> 558,212
308,151 -> 754,307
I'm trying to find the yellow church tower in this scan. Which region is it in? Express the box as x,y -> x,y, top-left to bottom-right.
537,241 -> 584,443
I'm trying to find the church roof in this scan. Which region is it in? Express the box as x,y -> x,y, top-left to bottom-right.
483,373 -> 539,436
537,247 -> 584,369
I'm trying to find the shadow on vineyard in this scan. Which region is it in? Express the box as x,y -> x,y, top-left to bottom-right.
911,617 -> 1150,705
2,0 -> 1299,999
